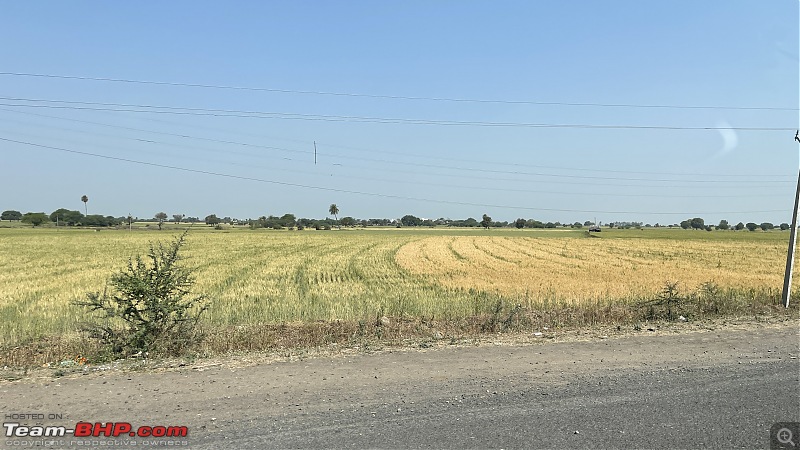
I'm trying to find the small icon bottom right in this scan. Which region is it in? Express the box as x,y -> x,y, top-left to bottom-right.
772,422 -> 799,449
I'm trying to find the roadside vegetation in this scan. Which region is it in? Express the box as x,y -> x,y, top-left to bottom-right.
74,231 -> 208,359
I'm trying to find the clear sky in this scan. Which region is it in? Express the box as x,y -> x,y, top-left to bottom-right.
1,1 -> 798,225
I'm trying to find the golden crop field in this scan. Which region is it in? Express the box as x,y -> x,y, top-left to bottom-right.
0,226 -> 795,350
396,234 -> 789,300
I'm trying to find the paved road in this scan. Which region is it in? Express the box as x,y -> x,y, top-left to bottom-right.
2,323 -> 798,449
206,360 -> 797,449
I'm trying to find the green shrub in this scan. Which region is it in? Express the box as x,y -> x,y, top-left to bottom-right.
75,231 -> 208,357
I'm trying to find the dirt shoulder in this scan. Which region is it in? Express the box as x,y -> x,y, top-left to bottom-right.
1,317 -> 796,444
2,314 -> 796,382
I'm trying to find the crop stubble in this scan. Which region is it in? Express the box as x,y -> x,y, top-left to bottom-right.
0,228 -> 793,348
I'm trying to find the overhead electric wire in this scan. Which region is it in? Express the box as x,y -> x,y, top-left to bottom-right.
0,120 -> 777,199
0,99 -> 793,131
1,71 -> 796,111
311,140 -> 782,178
0,136 -> 786,216
2,106 -> 786,179
0,108 -> 791,187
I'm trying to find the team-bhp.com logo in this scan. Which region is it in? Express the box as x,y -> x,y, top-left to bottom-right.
4,421 -> 188,438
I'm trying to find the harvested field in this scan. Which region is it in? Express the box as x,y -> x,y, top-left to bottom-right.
395,235 -> 788,301
0,226 -> 796,365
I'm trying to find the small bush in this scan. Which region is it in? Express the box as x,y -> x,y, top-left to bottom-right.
480,300 -> 523,332
640,281 -> 684,321
74,231 -> 208,357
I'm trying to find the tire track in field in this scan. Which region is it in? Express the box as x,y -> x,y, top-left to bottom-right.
513,237 -> 591,271
471,237 -> 520,265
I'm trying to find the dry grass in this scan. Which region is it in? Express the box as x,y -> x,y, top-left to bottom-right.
0,226 -> 796,367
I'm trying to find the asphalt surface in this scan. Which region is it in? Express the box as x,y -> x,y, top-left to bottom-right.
2,323 -> 799,449
204,360 -> 798,449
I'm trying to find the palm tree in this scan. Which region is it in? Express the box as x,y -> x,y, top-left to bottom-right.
81,195 -> 88,215
328,204 -> 339,228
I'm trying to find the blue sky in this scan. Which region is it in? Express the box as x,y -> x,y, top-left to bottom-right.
1,1 -> 798,224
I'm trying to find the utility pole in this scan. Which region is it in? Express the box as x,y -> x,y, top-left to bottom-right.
314,141 -> 317,165
780,131 -> 800,308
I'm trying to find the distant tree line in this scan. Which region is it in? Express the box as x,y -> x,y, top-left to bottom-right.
676,217 -> 788,232
0,208 -> 203,228
231,213 -> 604,230
0,208 -> 127,227
512,218 -> 587,229
1,208 -> 792,232
249,214 -> 298,230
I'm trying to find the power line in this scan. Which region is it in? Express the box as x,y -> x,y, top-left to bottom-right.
0,99 -> 793,131
2,106 -> 786,179
0,71 -> 796,112
0,136 -> 786,216
0,108 -> 791,186
312,140 -> 780,178
0,119 -> 777,199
